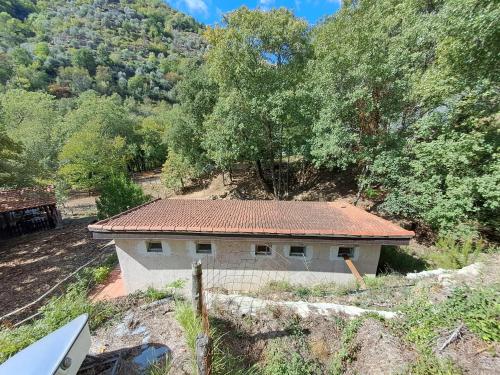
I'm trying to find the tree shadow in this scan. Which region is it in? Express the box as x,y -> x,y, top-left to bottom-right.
377,245 -> 429,274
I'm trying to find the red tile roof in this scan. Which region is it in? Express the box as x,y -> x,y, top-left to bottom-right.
0,188 -> 57,213
88,199 -> 414,239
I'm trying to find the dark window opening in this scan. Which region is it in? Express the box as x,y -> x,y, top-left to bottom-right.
255,244 -> 272,256
147,242 -> 163,253
290,246 -> 306,257
338,247 -> 355,258
196,243 -> 212,254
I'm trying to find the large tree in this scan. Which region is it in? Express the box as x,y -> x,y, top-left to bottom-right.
204,7 -> 312,198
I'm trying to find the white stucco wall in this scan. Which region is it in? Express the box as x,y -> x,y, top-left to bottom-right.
114,237 -> 382,295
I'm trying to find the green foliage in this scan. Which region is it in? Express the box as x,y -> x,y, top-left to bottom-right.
144,280 -> 186,302
161,150 -> 198,190
329,317 -> 364,375
0,89 -> 61,177
174,301 -> 202,354
430,236 -> 486,269
96,174 -> 151,219
0,267 -> 118,363
90,266 -> 112,284
58,123 -> 127,191
0,123 -> 28,187
398,286 -> 500,349
144,286 -> 170,302
204,7 -> 312,197
262,343 -> 321,375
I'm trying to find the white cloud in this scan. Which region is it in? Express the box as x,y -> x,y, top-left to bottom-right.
259,0 -> 275,5
183,0 -> 209,16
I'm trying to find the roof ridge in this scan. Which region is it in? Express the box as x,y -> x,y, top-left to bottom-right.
92,197 -> 161,226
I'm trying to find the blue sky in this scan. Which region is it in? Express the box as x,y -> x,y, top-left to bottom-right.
164,0 -> 342,25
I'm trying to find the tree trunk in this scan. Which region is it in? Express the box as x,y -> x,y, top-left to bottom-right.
255,160 -> 272,193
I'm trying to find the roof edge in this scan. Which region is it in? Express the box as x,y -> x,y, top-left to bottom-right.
91,198 -> 161,226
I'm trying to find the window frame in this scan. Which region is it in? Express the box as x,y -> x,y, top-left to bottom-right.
284,244 -> 313,260
189,241 -> 216,258
251,243 -> 275,257
195,242 -> 213,255
144,240 -> 171,256
330,245 -> 359,261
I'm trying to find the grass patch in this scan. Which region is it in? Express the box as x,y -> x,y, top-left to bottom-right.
146,358 -> 173,375
328,317 -> 364,375
260,315 -> 322,375
392,285 -> 500,374
429,236 -> 487,269
0,280 -> 118,363
144,279 -> 187,302
174,301 -> 256,375
0,256 -> 121,363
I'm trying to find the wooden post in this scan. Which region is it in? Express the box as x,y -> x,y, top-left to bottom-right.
192,260 -> 203,317
196,333 -> 212,375
342,255 -> 367,289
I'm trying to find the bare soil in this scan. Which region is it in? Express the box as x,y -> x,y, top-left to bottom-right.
87,298 -> 191,375
0,218 -> 112,323
348,318 -> 416,375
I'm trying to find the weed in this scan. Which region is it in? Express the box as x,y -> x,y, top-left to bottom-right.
261,342 -> 321,375
166,279 -> 186,289
328,317 -> 364,375
174,302 -> 254,375
144,286 -> 170,302
0,282 -> 118,363
146,358 -> 172,375
430,236 -> 485,269
267,280 -> 293,292
91,266 -> 112,284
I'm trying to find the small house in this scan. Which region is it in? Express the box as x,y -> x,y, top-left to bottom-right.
88,199 -> 414,293
0,188 -> 62,239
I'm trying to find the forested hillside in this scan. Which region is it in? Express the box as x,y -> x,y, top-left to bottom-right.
1,0 -> 498,243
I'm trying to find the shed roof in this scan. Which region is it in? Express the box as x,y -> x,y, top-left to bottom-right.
88,199 -> 414,240
0,188 -> 57,213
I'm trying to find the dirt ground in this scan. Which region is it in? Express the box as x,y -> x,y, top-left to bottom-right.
84,297 -> 191,375
0,218 -> 112,322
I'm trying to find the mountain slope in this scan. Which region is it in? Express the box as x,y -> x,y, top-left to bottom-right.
0,0 -> 206,101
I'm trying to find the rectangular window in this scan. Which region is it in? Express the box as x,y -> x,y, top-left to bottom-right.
196,243 -> 212,254
338,246 -> 355,258
289,246 -> 306,257
255,244 -> 272,256
147,241 -> 163,253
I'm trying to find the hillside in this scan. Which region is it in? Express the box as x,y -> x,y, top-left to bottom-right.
0,0 -> 205,100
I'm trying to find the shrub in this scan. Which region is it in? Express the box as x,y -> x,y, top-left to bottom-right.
96,173 -> 151,219
430,236 -> 486,269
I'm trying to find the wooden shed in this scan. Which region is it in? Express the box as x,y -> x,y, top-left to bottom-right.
0,188 -> 62,239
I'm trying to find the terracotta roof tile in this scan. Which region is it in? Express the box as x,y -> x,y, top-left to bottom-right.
0,188 -> 56,213
88,199 -> 414,239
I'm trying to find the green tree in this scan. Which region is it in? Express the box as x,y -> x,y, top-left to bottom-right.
161,150 -> 197,191
204,7 -> 312,198
56,66 -> 93,95
58,123 -> 127,191
96,174 -> 151,219
71,48 -> 97,75
0,123 -> 28,187
0,89 -> 61,176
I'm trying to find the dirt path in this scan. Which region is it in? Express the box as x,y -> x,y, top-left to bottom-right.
0,218 -> 111,321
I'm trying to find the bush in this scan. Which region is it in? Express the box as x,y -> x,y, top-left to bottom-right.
96,173 -> 151,219
430,236 -> 486,269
